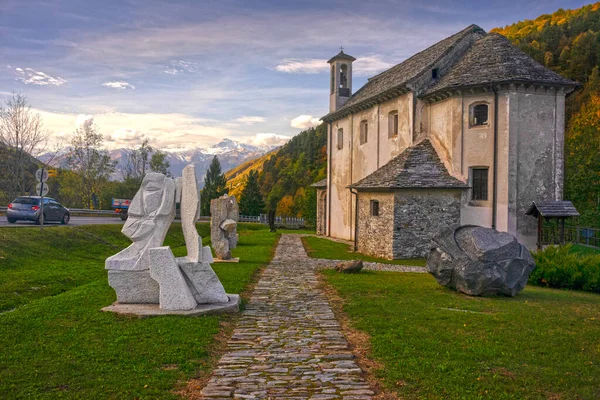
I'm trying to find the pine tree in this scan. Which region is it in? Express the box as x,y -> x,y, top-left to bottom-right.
201,156 -> 227,216
239,170 -> 265,216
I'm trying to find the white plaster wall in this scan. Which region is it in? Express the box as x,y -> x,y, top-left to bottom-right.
378,93 -> 413,166
507,87 -> 565,249
329,117 -> 354,240
428,94 -> 496,228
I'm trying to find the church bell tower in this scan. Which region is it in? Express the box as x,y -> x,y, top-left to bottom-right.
328,48 -> 355,113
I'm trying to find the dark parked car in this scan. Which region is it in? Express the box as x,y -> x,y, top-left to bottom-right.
7,196 -> 70,225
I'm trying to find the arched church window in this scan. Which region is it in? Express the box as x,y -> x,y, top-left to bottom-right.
388,110 -> 398,138
340,64 -> 348,89
360,120 -> 368,144
337,128 -> 343,150
470,103 -> 489,127
330,65 -> 335,94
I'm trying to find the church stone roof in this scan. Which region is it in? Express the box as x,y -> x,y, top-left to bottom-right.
328,50 -> 356,64
423,33 -> 578,97
322,24 -> 485,122
322,25 -> 578,122
349,140 -> 468,190
311,178 -> 327,188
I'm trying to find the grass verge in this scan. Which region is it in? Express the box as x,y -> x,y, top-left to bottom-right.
322,270 -> 600,399
302,235 -> 426,266
0,223 -> 279,399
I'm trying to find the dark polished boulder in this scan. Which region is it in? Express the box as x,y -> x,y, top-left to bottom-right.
427,225 -> 535,296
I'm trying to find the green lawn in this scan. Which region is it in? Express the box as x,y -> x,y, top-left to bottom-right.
0,223 -> 279,399
323,270 -> 600,399
570,243 -> 600,256
302,235 -> 426,266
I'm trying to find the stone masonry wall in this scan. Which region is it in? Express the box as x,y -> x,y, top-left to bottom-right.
393,189 -> 463,259
357,192 -> 395,259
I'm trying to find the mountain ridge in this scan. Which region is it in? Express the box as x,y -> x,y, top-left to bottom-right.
39,138 -> 282,185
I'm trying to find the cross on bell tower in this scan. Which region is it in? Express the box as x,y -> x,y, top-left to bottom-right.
328,47 -> 356,112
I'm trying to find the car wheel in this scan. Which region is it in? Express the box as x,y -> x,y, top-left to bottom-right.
7,217 -> 16,224
61,213 -> 70,225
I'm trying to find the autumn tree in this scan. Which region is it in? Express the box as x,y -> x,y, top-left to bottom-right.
150,150 -> 170,175
67,119 -> 115,209
301,187 -> 318,225
0,93 -> 48,202
239,170 -> 264,216
565,94 -> 600,226
276,195 -> 295,217
124,139 -> 152,185
200,156 -> 227,216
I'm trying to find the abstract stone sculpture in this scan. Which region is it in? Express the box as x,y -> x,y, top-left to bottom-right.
210,194 -> 239,260
427,225 -> 535,297
103,166 -> 237,315
106,173 -> 175,303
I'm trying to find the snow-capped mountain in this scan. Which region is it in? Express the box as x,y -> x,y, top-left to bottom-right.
39,138 -> 281,186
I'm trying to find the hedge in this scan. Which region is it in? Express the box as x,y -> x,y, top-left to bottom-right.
529,244 -> 600,293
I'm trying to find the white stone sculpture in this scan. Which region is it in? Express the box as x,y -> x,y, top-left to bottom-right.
106,173 -> 175,304
103,166 -> 238,316
210,194 -> 239,260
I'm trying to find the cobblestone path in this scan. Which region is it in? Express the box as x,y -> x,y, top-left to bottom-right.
200,234 -> 374,399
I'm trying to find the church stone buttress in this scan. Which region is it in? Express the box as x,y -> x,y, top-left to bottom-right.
328,49 -> 355,112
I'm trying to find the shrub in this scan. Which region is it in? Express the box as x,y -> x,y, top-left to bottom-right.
530,244 -> 600,293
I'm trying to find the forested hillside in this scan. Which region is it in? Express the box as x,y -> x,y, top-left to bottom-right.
225,151 -> 275,199
259,123 -> 327,217
230,124 -> 327,219
493,2 -> 600,225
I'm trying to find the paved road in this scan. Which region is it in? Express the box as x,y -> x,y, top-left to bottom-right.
0,216 -> 125,227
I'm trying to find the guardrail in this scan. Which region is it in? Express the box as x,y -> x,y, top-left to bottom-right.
1,206 -> 309,228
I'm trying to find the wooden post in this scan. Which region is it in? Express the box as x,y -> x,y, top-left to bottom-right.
537,216 -> 543,250
560,217 -> 565,245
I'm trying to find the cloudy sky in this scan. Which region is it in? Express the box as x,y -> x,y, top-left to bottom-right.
0,0 -> 591,150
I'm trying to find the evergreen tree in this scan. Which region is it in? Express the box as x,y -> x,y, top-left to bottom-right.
201,155 -> 227,216
239,170 -> 265,216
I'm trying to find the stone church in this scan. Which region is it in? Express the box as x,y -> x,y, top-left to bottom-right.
314,24 -> 577,259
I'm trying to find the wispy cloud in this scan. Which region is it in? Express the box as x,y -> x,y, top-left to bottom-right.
234,116 -> 265,124
13,67 -> 67,86
274,56 -> 394,76
36,109 -> 292,151
102,81 -> 135,90
163,59 -> 199,75
275,59 -> 326,74
290,115 -> 320,129
354,56 -> 395,76
247,133 -> 290,148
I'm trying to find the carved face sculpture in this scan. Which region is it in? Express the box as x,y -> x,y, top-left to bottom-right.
141,174 -> 165,215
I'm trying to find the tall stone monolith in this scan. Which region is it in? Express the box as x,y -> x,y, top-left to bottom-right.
210,194 -> 239,260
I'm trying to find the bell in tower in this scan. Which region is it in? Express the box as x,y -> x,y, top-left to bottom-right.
328,47 -> 356,112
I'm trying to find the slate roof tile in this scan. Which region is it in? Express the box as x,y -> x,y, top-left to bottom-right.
424,33 -> 577,96
525,201 -> 580,218
322,24 -> 485,121
311,178 -> 327,188
349,140 -> 468,190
